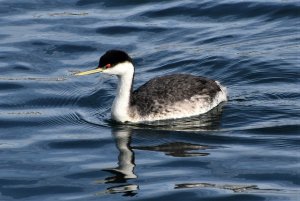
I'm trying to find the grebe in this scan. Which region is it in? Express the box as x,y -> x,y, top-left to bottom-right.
75,50 -> 227,123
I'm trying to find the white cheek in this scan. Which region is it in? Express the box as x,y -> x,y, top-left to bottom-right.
103,62 -> 133,76
102,68 -> 117,75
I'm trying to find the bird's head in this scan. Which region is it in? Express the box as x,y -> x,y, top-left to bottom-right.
75,50 -> 134,77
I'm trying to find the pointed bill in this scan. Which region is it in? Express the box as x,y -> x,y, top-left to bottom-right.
74,68 -> 103,76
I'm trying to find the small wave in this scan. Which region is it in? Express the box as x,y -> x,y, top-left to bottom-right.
141,1 -> 300,21
96,25 -> 169,36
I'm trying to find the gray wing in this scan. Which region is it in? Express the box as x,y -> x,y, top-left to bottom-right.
130,74 -> 221,116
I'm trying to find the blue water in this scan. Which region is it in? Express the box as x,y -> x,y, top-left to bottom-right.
0,0 -> 299,201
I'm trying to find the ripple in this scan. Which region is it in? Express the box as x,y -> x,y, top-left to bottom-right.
141,1 -> 300,21
65,169 -> 107,179
235,173 -> 300,185
76,0 -> 169,7
96,25 -> 168,36
47,139 -> 111,149
1,185 -> 83,199
0,83 -> 23,91
45,44 -> 97,54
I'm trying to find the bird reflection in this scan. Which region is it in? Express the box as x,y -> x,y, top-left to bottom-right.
134,142 -> 210,157
101,129 -> 212,196
102,128 -> 138,196
101,105 -> 224,196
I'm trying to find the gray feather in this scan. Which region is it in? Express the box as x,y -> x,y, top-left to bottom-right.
130,74 -> 221,116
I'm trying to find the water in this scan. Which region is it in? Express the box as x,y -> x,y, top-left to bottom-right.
0,0 -> 299,200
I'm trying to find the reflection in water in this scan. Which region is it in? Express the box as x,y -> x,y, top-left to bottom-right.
174,182 -> 297,194
134,142 -> 210,157
102,106 -> 224,196
175,183 -> 261,192
101,130 -> 213,196
106,129 -> 137,180
106,184 -> 138,197
102,128 -> 138,196
175,183 -> 259,193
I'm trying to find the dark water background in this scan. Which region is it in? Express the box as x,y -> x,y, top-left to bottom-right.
0,0 -> 299,201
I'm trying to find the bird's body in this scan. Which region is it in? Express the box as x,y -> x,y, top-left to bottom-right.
129,74 -> 226,122
75,50 -> 227,123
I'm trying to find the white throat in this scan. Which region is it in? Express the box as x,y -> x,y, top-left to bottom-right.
108,62 -> 134,122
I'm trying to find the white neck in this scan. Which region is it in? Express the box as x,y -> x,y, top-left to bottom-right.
109,62 -> 134,122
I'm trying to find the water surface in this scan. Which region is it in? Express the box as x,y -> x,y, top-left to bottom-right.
0,0 -> 299,201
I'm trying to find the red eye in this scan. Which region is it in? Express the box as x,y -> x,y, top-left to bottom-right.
105,64 -> 111,68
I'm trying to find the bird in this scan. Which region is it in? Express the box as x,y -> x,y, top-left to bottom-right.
75,50 -> 227,123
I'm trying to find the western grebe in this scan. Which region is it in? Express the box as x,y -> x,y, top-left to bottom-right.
75,50 -> 227,123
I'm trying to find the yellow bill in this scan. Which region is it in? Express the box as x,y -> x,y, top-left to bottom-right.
74,68 -> 103,76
